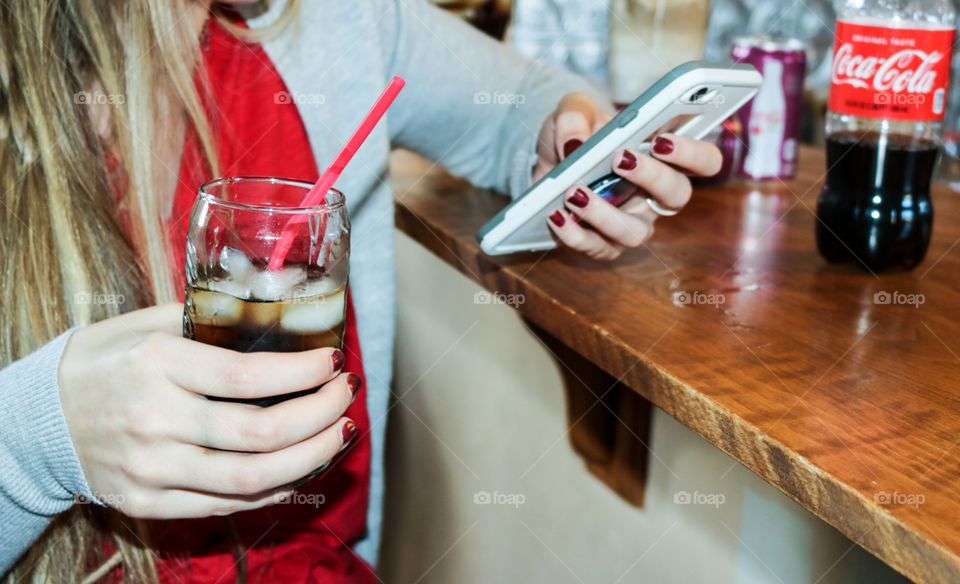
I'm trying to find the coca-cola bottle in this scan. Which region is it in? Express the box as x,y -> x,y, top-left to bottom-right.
817,0 -> 956,271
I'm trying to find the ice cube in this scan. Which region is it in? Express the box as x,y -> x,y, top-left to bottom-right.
189,289 -> 243,327
207,278 -> 251,300
280,290 -> 346,333
249,265 -> 307,300
218,247 -> 254,282
244,300 -> 282,330
299,276 -> 341,300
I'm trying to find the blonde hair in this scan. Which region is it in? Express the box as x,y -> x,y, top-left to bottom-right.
0,0 -> 297,581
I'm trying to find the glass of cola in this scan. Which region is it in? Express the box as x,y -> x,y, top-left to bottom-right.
183,177 -> 350,407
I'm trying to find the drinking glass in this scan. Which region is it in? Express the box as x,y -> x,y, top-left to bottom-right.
183,177 -> 350,407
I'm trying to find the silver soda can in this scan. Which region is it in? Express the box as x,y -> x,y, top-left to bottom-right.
732,36 -> 807,180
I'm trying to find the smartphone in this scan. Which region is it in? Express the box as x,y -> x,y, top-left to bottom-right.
477,61 -> 763,256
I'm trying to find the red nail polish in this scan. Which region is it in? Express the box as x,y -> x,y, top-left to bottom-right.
618,150 -> 638,171
563,139 -> 583,159
549,210 -> 565,227
652,136 -> 675,156
331,349 -> 345,371
347,373 -> 362,399
340,420 -> 358,444
568,188 -> 589,208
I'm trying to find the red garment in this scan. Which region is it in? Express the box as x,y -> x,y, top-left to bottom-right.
143,16 -> 374,583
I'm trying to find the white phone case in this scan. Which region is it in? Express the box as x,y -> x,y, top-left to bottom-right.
478,61 -> 763,256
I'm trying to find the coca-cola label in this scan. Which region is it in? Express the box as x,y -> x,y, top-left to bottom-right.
829,20 -> 955,121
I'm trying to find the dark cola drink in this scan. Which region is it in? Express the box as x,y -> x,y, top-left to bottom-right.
184,255 -> 347,407
816,132 -> 939,271
822,0 -> 954,271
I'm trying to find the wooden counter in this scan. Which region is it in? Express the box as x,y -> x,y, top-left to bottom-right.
391,146 -> 960,584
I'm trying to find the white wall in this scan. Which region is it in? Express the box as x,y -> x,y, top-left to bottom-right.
379,231 -> 910,584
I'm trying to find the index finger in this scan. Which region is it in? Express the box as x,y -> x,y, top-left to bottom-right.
151,334 -> 345,399
116,303 -> 185,336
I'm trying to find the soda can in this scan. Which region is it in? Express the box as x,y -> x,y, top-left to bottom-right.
731,36 -> 807,180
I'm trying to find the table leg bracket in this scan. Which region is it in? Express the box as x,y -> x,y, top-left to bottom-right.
526,321 -> 652,508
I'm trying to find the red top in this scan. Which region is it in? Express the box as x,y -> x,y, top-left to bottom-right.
117,16 -> 374,584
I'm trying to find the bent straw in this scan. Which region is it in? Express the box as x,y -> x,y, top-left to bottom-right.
267,76 -> 406,270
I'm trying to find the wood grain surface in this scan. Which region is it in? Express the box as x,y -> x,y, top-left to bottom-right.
391,147 -> 960,584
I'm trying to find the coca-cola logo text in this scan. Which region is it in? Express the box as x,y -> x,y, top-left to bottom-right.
828,21 -> 954,121
832,44 -> 944,94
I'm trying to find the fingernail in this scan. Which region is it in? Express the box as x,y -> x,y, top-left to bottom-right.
563,139 -> 583,159
618,150 -> 638,171
568,188 -> 589,208
309,461 -> 331,476
549,210 -> 565,227
347,373 -> 362,399
340,420 -> 358,445
652,136 -> 675,156
331,349 -> 345,372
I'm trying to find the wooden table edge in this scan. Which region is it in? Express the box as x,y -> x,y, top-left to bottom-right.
394,197 -> 960,584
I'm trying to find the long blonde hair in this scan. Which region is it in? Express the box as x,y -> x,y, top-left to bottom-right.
0,0 -> 297,581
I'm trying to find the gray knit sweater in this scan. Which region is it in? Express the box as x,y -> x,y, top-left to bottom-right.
0,0 -> 605,573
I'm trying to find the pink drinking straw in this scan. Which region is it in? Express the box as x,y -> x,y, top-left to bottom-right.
267,76 -> 406,270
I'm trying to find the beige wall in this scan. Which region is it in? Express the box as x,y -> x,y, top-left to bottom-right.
380,231 -> 909,584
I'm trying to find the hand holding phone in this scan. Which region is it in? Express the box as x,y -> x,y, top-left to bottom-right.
478,61 -> 763,256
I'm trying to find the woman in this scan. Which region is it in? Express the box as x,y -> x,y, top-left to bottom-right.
0,0 -> 721,581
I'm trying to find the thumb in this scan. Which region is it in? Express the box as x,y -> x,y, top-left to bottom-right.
552,93 -> 608,160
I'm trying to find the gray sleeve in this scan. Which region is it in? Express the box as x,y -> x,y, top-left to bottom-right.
0,329 -> 97,575
376,0 -> 612,198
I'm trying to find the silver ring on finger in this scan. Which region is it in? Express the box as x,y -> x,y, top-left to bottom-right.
645,197 -> 681,217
